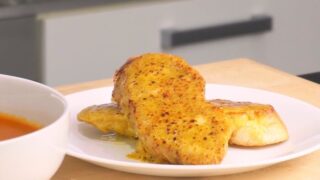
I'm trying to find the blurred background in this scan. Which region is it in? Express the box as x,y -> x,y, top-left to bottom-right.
0,0 -> 319,86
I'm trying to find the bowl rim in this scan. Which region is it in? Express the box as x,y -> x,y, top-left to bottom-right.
0,74 -> 69,145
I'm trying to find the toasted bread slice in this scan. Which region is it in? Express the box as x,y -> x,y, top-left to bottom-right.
77,103 -> 135,137
112,53 -> 233,164
210,99 -> 288,146
78,99 -> 288,147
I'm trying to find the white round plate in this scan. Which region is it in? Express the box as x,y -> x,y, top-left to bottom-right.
66,84 -> 320,177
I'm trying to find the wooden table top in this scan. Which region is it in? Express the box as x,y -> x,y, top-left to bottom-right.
53,59 -> 320,180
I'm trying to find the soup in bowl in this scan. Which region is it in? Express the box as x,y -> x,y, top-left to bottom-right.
0,74 -> 69,180
0,112 -> 41,141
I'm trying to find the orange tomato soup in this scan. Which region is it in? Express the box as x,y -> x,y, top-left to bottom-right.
0,112 -> 41,141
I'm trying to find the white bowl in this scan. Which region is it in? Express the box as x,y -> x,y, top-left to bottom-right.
0,74 -> 69,180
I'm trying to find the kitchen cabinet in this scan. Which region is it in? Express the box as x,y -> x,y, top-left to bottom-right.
0,16 -> 40,82
38,0 -> 320,86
